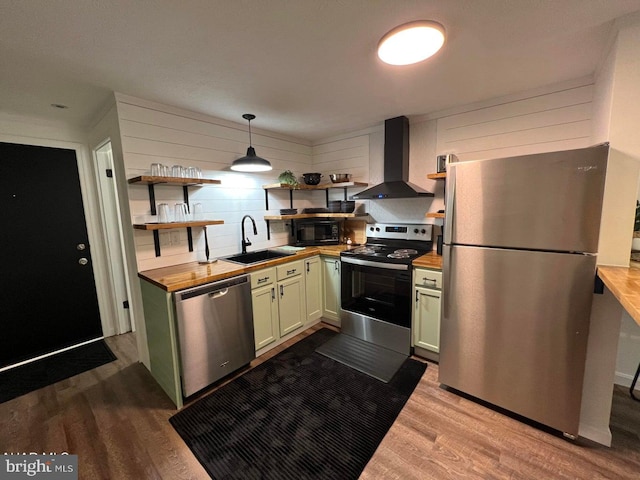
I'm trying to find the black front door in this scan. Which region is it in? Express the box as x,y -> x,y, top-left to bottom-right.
0,141 -> 103,367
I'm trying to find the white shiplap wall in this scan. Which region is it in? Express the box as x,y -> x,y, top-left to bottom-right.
435,81 -> 594,161
115,94 -> 315,271
311,133 -> 370,206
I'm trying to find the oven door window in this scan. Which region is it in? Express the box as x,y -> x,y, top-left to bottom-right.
341,261 -> 411,328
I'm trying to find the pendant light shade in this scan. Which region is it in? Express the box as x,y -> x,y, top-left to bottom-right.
231,114 -> 272,172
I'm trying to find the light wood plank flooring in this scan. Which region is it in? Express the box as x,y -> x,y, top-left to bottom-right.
1,324 -> 638,479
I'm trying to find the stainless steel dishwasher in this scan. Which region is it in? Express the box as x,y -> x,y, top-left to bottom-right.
174,274 -> 255,397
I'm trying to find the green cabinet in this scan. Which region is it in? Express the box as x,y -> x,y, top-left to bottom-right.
250,259 -> 306,353
304,256 -> 322,323
412,267 -> 442,360
250,267 -> 279,350
277,260 -> 305,336
140,278 -> 184,408
321,256 -> 341,325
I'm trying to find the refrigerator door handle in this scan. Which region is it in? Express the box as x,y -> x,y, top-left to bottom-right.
442,244 -> 451,320
444,164 -> 456,245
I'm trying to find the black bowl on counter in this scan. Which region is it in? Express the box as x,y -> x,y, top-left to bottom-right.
302,173 -> 322,185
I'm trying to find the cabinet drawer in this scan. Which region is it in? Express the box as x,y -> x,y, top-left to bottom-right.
251,267 -> 275,289
414,268 -> 442,289
277,260 -> 303,281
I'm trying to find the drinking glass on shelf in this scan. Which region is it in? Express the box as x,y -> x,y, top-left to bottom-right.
150,163 -> 163,176
192,202 -> 204,220
157,203 -> 170,223
187,166 -> 198,179
171,165 -> 185,178
174,202 -> 188,222
161,164 -> 171,177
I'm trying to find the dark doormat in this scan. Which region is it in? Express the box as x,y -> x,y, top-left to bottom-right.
0,339 -> 116,404
169,328 -> 427,480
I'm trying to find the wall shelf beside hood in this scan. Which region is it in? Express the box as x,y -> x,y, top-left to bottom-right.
262,181 -> 369,240
427,173 -> 446,180
426,172 -> 446,218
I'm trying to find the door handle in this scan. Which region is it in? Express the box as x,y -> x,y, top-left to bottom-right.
271,287 -> 275,301
307,262 -> 310,273
335,260 -> 339,272
280,284 -> 284,298
78,258 -> 88,266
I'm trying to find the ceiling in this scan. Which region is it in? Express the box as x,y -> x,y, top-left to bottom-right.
2,0 -> 640,142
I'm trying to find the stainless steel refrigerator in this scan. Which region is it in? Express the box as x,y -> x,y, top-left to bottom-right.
439,144 -> 608,437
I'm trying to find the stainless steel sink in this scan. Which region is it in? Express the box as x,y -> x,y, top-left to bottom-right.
223,249 -> 294,265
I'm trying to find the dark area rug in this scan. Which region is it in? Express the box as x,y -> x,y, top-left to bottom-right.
0,339 -> 116,403
169,328 -> 427,480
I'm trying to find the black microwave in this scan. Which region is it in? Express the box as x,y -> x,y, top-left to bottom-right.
294,219 -> 341,246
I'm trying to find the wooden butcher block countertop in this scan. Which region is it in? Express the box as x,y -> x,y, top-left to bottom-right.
139,245 -> 443,292
412,251 -> 443,270
139,245 -> 353,292
597,261 -> 640,327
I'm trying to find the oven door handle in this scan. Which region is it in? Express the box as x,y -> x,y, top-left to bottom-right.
340,256 -> 409,271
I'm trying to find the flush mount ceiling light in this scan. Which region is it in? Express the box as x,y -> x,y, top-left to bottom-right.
231,113 -> 273,172
377,20 -> 445,66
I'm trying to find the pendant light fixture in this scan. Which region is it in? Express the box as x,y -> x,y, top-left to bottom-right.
377,20 -> 445,66
231,113 -> 272,172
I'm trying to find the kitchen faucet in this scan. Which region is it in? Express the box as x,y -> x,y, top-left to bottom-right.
241,215 -> 258,254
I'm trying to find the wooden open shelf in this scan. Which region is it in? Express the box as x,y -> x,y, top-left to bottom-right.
263,181 -> 368,190
427,173 -> 446,180
264,213 -> 367,220
128,175 -> 221,186
133,220 -> 224,230
426,212 -> 445,219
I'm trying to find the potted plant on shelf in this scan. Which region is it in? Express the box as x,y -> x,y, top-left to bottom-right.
278,170 -> 298,187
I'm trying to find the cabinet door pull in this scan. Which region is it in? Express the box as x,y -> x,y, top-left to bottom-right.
280,284 -> 284,298
306,262 -> 310,273
416,290 -> 420,303
423,277 -> 437,285
271,287 -> 275,301
335,260 -> 340,272
287,269 -> 296,275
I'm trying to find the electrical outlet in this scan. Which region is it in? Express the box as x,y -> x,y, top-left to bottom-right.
170,231 -> 180,245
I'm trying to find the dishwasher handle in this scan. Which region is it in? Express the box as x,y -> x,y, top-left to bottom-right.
175,274 -> 249,302
208,288 -> 229,299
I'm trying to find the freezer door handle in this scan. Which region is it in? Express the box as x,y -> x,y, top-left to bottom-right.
444,164 -> 455,245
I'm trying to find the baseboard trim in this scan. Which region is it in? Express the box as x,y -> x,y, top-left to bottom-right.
578,423 -> 612,447
615,371 -> 640,391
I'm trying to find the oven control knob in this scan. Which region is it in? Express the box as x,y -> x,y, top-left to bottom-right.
375,227 -> 380,232
414,228 -> 419,234
370,227 -> 374,232
421,229 -> 426,234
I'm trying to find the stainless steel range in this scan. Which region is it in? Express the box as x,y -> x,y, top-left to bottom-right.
340,223 -> 433,355
316,223 -> 433,383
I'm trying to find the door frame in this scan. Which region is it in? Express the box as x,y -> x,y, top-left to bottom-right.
93,138 -> 134,335
0,133 -> 113,338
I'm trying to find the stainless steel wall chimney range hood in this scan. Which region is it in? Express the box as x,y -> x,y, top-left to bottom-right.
352,116 -> 434,199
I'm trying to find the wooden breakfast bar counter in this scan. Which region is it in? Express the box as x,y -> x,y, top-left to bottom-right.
597,262 -> 640,327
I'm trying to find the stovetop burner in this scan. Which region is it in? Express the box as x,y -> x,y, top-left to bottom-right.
340,223 -> 434,265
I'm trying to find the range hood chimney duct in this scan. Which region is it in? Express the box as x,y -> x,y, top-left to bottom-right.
352,116 -> 434,199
